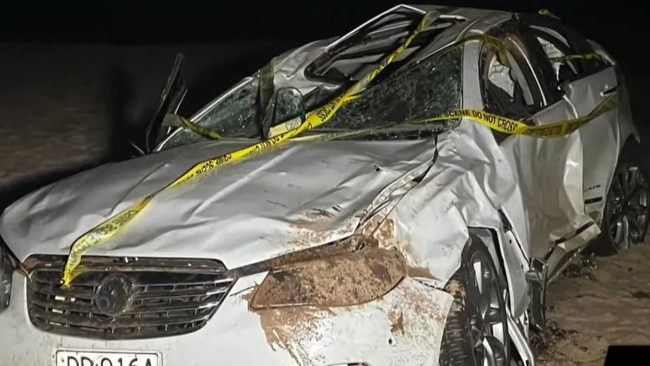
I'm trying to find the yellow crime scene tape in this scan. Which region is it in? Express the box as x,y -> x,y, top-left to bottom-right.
164,113 -> 224,139
174,33 -> 510,141
412,93 -> 617,137
291,90 -> 618,141
166,8 -> 606,142
549,53 -> 603,63
58,11 -> 440,287
163,93 -> 364,140
174,85 -> 618,144
174,46 -> 612,142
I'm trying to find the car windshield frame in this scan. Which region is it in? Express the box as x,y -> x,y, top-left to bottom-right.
158,45 -> 463,150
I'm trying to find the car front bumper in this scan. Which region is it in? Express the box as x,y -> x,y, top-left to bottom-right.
0,271 -> 453,366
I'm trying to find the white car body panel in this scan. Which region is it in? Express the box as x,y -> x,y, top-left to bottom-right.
573,68 -> 621,222
0,4 -> 641,365
3,271 -> 452,365
1,139 -> 440,267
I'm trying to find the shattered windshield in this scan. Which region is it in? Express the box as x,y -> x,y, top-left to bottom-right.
163,47 -> 462,149
323,47 -> 462,133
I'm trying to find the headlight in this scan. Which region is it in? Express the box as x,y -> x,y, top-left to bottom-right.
0,242 -> 15,312
249,247 -> 406,309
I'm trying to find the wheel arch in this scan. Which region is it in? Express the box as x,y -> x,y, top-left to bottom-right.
620,133 -> 642,160
467,228 -> 505,277
466,227 -> 519,311
440,229 -> 521,366
604,134 -> 644,205
466,228 -> 516,313
467,227 -> 534,366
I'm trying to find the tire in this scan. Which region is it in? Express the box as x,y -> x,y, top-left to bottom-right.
589,142 -> 650,256
438,236 -> 511,366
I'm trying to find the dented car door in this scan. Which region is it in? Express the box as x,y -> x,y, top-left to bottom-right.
523,14 -> 621,226
485,20 -> 596,277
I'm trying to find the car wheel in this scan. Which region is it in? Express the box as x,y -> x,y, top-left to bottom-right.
438,237 -> 510,366
590,146 -> 650,256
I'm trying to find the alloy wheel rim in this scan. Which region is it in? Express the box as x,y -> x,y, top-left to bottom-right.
606,165 -> 650,250
466,250 -> 508,366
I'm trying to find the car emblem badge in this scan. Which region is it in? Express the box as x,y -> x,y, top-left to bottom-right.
94,274 -> 133,316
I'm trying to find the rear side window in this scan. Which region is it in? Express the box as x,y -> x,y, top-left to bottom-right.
479,28 -> 546,121
525,20 -> 609,83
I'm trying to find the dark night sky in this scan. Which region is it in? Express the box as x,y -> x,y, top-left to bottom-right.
0,1 -> 646,43
0,1 -> 648,71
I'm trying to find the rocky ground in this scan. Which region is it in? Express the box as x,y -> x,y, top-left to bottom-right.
1,42 -> 649,365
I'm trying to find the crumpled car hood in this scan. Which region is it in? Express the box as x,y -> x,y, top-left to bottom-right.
0,139 -> 438,268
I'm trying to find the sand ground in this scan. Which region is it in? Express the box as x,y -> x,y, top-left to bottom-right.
1,43 -> 649,365
537,243 -> 650,365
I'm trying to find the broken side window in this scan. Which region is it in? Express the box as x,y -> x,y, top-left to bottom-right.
537,36 -> 566,81
530,28 -> 578,85
162,78 -> 261,149
480,45 -> 538,121
479,33 -> 545,143
528,24 -> 608,83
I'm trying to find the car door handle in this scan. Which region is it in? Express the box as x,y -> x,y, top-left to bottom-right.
600,85 -> 618,96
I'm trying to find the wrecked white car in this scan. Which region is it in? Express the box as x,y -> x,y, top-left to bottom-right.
0,4 -> 647,366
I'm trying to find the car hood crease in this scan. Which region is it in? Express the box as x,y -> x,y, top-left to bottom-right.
0,138 -> 439,268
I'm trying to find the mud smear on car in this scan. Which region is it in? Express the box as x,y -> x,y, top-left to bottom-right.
243,278 -> 447,365
373,216 -> 396,244
250,248 -> 406,308
396,283 -> 447,334
365,217 -> 437,280
241,246 -> 409,363
256,306 -> 329,365
406,266 -> 436,279
286,209 -> 360,252
441,278 -> 466,323
243,239 -> 448,363
383,233 -> 437,280
389,310 -> 404,335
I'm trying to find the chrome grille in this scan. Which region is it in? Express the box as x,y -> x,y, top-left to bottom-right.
26,256 -> 235,339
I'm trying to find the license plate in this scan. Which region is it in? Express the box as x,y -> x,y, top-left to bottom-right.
55,350 -> 160,366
